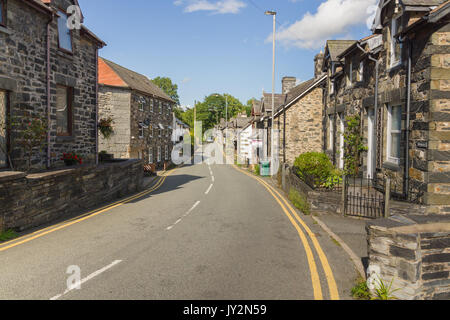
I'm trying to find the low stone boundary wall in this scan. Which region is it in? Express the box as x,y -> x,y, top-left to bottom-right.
0,159 -> 143,232
366,215 -> 450,300
281,165 -> 342,214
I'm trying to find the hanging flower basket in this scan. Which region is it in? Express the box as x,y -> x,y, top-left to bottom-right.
98,117 -> 114,139
61,153 -> 83,166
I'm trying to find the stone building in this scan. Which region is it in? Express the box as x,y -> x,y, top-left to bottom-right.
322,0 -> 450,214
98,58 -> 175,169
274,74 -> 327,165
0,0 -> 105,170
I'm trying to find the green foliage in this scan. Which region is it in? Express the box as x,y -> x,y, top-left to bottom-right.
0,229 -> 18,242
323,170 -> 343,189
343,114 -> 367,176
372,276 -> 399,300
151,77 -> 180,105
288,189 -> 310,215
253,164 -> 260,176
351,278 -> 372,300
294,152 -> 337,187
17,118 -> 48,171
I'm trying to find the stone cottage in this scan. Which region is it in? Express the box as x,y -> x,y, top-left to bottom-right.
274,55 -> 327,165
98,58 -> 175,169
0,0 -> 106,170
322,0 -> 450,214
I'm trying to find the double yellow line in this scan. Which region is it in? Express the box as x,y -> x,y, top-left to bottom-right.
0,169 -> 176,253
233,165 -> 339,300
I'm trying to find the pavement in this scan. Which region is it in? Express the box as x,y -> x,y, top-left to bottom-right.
0,162 -> 361,300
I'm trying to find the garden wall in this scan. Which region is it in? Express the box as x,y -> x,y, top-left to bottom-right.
281,164 -> 342,214
0,159 -> 143,232
366,215 -> 450,300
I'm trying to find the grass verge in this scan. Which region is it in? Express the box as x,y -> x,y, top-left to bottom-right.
288,188 -> 310,215
0,229 -> 19,242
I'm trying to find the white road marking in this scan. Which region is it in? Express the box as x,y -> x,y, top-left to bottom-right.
50,260 -> 122,300
205,184 -> 213,195
211,176 -> 215,182
166,201 -> 201,231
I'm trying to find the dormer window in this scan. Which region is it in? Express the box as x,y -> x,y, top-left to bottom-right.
389,17 -> 402,68
0,0 -> 6,27
57,9 -> 73,52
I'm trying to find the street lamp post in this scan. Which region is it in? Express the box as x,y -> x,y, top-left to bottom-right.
265,10 -> 276,175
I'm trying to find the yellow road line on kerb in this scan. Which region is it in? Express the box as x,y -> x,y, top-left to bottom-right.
233,165 -> 340,300
0,169 -> 176,253
233,165 -> 323,300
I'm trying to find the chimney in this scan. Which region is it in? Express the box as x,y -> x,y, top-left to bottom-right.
282,76 -> 296,94
314,51 -> 325,79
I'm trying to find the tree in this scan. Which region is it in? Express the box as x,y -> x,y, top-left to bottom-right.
151,77 -> 180,105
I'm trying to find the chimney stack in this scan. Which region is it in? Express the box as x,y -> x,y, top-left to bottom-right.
314,51 -> 325,79
282,76 -> 296,94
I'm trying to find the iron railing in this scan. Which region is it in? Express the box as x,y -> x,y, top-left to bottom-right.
344,175 -> 385,219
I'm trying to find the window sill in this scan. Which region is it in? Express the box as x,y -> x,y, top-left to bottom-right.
56,136 -> 75,142
0,25 -> 12,35
383,161 -> 401,172
387,62 -> 403,73
57,50 -> 74,61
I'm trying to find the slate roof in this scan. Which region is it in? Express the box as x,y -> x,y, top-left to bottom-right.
98,58 -> 175,103
261,93 -> 287,113
285,79 -> 316,105
325,40 -> 357,62
252,99 -> 262,116
401,0 -> 444,6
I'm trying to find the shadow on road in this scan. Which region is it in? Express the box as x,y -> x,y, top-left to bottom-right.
127,173 -> 204,203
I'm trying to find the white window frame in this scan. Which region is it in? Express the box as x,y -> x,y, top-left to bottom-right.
347,61 -> 353,87
149,147 -> 153,164
328,115 -> 334,151
390,17 -> 402,69
138,123 -> 144,139
358,61 -> 364,82
165,145 -> 168,160
150,99 -> 154,112
338,113 -> 345,170
386,105 -> 402,165
157,146 -> 161,162
159,101 -> 162,114
367,108 -> 375,178
329,80 -> 334,95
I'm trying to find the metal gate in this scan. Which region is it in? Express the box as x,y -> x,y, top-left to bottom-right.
344,175 -> 385,218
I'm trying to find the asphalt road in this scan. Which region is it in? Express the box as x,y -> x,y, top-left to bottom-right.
0,162 -> 357,300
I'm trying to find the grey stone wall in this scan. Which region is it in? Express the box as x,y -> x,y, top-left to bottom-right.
0,159 -> 143,232
366,215 -> 450,300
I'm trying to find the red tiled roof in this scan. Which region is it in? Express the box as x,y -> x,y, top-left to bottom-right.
98,58 -> 128,87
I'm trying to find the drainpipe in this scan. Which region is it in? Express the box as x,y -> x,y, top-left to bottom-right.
46,14 -> 54,169
404,38 -> 412,197
368,54 -> 379,179
95,48 -> 99,166
283,105 -> 286,164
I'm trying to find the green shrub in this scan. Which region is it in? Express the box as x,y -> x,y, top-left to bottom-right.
288,189 -> 310,215
294,152 -> 338,188
254,164 -> 260,176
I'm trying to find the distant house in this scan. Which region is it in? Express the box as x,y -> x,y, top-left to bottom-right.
0,0 -> 105,170
98,58 -> 175,169
260,91 -> 287,159
274,55 -> 327,165
172,117 -> 190,144
237,121 -> 253,164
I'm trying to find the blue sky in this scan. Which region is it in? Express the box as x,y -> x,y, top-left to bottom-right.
78,0 -> 378,107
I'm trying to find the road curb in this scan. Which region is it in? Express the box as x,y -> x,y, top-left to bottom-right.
310,215 -> 366,280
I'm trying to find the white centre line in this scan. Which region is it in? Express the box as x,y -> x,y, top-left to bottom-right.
50,260 -> 122,300
205,184 -> 213,195
166,201 -> 201,231
211,175 -> 215,182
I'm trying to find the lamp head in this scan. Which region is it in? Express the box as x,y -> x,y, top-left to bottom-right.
265,11 -> 276,15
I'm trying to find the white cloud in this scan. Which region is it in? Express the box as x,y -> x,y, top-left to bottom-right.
174,0 -> 246,14
269,0 -> 377,49
181,77 -> 191,84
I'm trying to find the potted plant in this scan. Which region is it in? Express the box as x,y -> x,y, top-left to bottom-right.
61,152 -> 83,166
99,150 -> 114,162
98,117 -> 114,139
